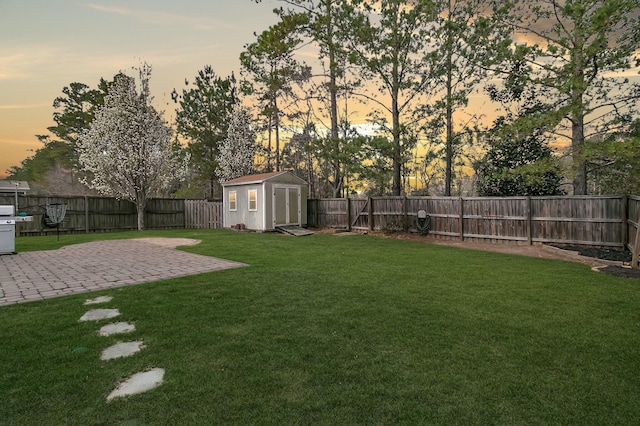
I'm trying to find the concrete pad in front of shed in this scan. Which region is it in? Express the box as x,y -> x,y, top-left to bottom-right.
79,309 -> 120,322
99,322 -> 135,336
84,296 -> 113,305
101,341 -> 145,361
107,368 -> 165,401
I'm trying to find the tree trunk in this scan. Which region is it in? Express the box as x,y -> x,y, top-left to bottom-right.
332,167 -> 343,198
328,0 -> 342,198
274,95 -> 281,172
571,15 -> 587,195
136,197 -> 146,231
392,96 -> 401,196
572,115 -> 587,195
391,13 -> 402,196
444,4 -> 454,197
445,67 -> 454,196
267,113 -> 273,172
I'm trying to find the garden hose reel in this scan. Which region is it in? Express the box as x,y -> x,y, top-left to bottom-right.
416,209 -> 431,235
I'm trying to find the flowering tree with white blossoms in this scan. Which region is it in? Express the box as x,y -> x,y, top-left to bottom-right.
217,106 -> 257,182
77,64 -> 186,230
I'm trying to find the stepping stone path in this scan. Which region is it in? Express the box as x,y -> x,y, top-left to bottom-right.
107,368 -> 165,402
101,341 -> 145,361
80,296 -> 164,401
79,309 -> 120,322
84,296 -> 113,305
99,322 -> 135,336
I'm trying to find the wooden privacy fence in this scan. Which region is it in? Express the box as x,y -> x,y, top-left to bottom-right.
185,200 -> 223,229
308,196 -> 640,249
0,195 -> 223,236
5,193 -> 638,249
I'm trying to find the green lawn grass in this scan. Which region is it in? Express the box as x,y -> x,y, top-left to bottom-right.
2,230 -> 640,425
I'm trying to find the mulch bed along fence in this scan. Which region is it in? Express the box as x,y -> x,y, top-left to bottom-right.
308,195 -> 640,251
550,244 -> 632,262
597,265 -> 640,279
549,244 -> 640,278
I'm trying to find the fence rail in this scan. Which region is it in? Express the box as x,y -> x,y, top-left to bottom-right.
308,196 -> 640,248
0,195 -> 222,236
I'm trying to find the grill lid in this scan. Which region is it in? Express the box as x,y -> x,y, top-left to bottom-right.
0,205 -> 15,217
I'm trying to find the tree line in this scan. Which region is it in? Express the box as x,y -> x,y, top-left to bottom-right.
8,0 -> 640,210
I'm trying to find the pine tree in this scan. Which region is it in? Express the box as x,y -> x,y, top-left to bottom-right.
173,66 -> 238,199
498,0 -> 640,194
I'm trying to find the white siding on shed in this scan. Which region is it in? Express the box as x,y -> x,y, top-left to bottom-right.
222,171 -> 308,231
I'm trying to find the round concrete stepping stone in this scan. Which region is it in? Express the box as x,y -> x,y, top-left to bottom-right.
79,309 -> 120,322
84,296 -> 114,305
99,322 -> 135,336
107,368 -> 165,401
101,341 -> 145,361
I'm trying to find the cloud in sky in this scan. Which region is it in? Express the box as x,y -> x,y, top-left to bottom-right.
0,48 -> 58,80
0,103 -> 50,110
0,53 -> 26,79
0,137 -> 41,147
85,3 -> 234,31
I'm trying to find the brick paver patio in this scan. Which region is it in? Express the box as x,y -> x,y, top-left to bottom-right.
0,238 -> 247,306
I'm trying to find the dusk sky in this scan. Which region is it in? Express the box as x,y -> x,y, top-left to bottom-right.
0,0 -> 281,177
2,1 -> 638,180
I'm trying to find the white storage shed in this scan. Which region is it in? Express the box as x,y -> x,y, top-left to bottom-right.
221,171 -> 308,231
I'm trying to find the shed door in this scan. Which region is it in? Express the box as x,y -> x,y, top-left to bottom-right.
288,188 -> 299,225
274,188 -> 287,226
273,187 -> 300,227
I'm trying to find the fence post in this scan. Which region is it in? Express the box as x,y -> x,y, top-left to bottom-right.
85,195 -> 90,233
622,195 -> 629,249
459,197 -> 464,241
527,196 -> 533,245
633,211 -> 640,269
346,197 -> 351,231
402,196 -> 408,232
368,197 -> 374,231
183,199 -> 187,229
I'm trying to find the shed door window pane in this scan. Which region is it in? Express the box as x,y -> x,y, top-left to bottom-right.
248,190 -> 257,211
229,191 -> 237,211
